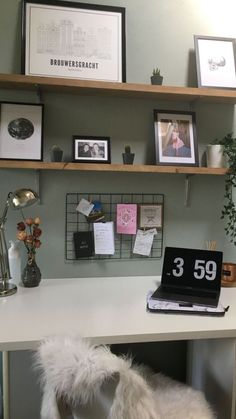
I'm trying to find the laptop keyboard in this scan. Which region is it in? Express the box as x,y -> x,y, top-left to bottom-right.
152,286 -> 218,307
164,287 -> 216,299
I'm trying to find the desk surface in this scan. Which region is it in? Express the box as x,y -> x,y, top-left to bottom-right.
1,276 -> 236,351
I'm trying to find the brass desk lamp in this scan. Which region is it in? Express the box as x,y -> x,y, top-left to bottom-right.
0,188 -> 39,297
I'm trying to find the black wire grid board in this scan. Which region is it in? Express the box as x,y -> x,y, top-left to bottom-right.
65,193 -> 164,261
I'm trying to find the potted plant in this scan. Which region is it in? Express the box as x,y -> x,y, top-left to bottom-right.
50,145 -> 63,162
206,139 -> 226,168
219,133 -> 236,244
151,68 -> 163,85
122,145 -> 135,164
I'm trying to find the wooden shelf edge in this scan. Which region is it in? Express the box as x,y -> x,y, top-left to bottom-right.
0,160 -> 229,175
1,73 -> 236,102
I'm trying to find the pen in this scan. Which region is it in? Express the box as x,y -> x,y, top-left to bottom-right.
179,303 -> 193,307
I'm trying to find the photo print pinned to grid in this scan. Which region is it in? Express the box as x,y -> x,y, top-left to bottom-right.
154,110 -> 198,167
72,135 -> 111,163
138,204 -> 163,230
0,102 -> 43,161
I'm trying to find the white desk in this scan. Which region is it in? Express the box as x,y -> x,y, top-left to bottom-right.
0,275 -> 236,351
1,276 -> 236,418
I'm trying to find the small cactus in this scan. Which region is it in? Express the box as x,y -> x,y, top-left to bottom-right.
124,145 -> 131,153
51,145 -> 62,151
152,67 -> 161,76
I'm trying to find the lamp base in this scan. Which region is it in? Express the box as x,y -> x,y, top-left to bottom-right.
0,282 -> 17,297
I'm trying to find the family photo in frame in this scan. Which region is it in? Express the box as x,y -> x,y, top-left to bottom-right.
154,110 -> 198,166
72,136 -> 111,163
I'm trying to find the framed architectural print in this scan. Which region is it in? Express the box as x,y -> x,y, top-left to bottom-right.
72,135 -> 111,163
138,204 -> 163,229
22,0 -> 126,82
154,110 -> 198,166
0,102 -> 43,161
194,35 -> 236,88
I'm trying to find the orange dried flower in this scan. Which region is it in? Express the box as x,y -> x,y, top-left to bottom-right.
25,218 -> 34,226
17,231 -> 27,241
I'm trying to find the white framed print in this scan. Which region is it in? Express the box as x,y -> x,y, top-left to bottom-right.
194,35 -> 236,89
22,0 -> 126,82
0,102 -> 43,161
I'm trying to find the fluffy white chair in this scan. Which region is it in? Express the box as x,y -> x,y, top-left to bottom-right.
35,335 -> 215,419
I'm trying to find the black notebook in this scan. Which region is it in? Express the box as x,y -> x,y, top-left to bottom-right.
151,247 -> 223,307
73,231 -> 94,258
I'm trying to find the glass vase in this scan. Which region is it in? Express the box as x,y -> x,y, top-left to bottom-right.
22,253 -> 41,288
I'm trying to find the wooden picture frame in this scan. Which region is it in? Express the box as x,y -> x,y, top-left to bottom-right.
154,110 -> 199,166
21,0 -> 126,82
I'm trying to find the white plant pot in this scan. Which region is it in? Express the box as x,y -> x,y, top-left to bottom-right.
206,145 -> 226,168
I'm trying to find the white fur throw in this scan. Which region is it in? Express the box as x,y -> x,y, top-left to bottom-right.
35,335 -> 215,419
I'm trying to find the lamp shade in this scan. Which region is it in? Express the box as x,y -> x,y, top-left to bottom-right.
11,189 -> 39,209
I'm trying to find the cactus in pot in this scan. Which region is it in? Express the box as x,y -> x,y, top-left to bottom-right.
122,145 -> 135,164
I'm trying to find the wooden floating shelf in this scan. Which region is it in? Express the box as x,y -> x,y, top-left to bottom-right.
0,73 -> 236,103
0,160 -> 228,175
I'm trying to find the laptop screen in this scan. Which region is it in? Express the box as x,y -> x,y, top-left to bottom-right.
162,247 -> 223,292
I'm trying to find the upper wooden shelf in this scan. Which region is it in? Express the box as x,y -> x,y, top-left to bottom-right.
1,73 -> 236,103
0,160 -> 228,175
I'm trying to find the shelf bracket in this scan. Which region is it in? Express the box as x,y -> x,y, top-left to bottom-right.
185,174 -> 194,207
34,84 -> 42,102
34,169 -> 41,204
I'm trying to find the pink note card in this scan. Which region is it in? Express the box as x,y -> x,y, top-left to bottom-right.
116,204 -> 137,235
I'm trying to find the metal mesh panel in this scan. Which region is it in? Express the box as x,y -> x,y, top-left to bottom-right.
65,193 -> 164,261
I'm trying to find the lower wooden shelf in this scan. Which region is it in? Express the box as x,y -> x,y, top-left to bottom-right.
0,160 -> 228,175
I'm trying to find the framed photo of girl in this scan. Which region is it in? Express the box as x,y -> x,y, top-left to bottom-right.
154,110 -> 199,166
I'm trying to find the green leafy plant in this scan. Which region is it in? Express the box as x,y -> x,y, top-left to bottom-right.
219,133 -> 236,244
152,67 -> 161,76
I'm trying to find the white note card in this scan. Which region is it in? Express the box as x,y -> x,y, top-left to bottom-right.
133,228 -> 157,256
94,222 -> 115,255
76,198 -> 94,216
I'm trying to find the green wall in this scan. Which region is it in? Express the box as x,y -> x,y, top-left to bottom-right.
0,0 -> 236,280
1,1 -> 236,417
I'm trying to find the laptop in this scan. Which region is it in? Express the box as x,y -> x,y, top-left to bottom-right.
151,247 -> 223,307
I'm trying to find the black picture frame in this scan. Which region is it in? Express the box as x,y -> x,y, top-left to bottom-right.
194,35 -> 236,89
0,101 -> 43,161
154,110 -> 198,167
21,0 -> 126,82
72,135 -> 111,164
